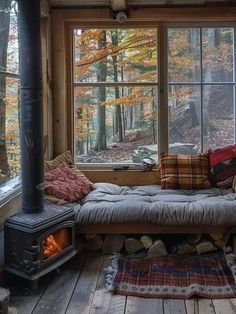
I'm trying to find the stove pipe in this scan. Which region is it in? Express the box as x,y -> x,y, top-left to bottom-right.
18,0 -> 44,213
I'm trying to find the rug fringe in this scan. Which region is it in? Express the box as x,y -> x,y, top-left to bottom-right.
104,254 -> 120,291
225,247 -> 236,285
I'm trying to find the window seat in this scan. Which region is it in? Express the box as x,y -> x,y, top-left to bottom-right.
73,183 -> 236,234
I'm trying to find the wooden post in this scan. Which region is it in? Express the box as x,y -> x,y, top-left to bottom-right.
18,0 -> 44,213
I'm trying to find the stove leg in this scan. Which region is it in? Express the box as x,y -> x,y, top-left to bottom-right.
30,279 -> 39,291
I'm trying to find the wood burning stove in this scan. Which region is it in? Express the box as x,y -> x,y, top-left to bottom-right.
4,204 -> 77,281
3,0 -> 78,285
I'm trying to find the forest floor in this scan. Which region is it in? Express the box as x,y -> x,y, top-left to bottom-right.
94,118 -> 234,163
98,130 -> 154,163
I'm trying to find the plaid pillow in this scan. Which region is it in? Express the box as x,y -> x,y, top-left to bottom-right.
160,152 -> 211,189
44,151 -> 74,171
209,145 -> 236,188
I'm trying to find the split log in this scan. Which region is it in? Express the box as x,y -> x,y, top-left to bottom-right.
85,235 -> 103,252
214,234 -> 230,249
187,234 -> 202,244
209,233 -> 224,242
102,234 -> 126,254
195,240 -> 218,254
148,240 -> 168,258
0,287 -> 10,314
174,241 -> 197,255
140,235 -> 153,249
125,238 -> 144,254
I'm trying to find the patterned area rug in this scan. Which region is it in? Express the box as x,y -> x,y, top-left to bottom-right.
105,252 -> 236,299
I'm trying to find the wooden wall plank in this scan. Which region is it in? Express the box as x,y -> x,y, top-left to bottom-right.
130,7 -> 236,22
51,7 -> 236,22
51,10 -> 68,156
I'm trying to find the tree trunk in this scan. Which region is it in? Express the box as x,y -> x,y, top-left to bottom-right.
77,109 -> 84,155
203,28 -> 215,136
0,0 -> 11,178
95,30 -> 107,151
111,30 -> 123,143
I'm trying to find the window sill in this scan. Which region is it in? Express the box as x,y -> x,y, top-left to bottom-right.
79,168 -> 161,185
0,176 -> 21,208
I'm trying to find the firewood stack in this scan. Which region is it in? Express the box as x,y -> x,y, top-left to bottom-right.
76,233 -> 230,256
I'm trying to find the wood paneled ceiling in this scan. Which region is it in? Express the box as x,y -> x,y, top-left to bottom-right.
48,0 -> 235,8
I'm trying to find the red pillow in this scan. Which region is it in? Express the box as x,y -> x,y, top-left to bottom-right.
44,162 -> 93,202
209,144 -> 236,188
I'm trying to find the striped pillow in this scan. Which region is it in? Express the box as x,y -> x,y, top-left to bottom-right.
160,152 -> 211,190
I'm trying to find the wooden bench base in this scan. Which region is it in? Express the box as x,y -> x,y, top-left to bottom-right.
76,224 -> 236,234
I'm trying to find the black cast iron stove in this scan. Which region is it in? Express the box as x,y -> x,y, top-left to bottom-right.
4,204 -> 77,281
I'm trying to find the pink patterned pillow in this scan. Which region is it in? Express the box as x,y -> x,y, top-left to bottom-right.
44,162 -> 93,202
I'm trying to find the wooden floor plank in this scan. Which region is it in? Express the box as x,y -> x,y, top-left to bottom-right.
125,296 -> 163,314
66,254 -> 103,314
32,254 -> 85,314
213,298 -> 236,314
164,299 -> 187,314
198,299 -> 215,314
90,256 -> 126,314
91,290 -> 126,314
185,299 -> 198,314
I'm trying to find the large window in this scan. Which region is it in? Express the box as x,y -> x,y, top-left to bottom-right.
73,28 -> 158,163
0,1 -> 20,194
72,25 -> 236,164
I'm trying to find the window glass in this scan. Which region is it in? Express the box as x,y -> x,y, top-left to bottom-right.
74,28 -> 158,83
202,28 -> 234,83
168,85 -> 201,154
0,1 -> 20,191
203,85 -> 234,150
168,27 -> 235,154
73,28 -> 158,164
168,28 -> 200,83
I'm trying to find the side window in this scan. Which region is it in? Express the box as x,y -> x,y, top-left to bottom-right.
0,1 -> 20,196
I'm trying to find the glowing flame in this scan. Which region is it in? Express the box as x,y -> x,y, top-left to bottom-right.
43,235 -> 62,259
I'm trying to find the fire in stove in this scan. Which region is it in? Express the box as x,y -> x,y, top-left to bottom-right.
43,228 -> 71,260
4,204 -> 77,281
